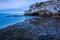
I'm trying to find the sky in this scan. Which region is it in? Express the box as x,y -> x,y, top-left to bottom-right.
0,0 -> 48,14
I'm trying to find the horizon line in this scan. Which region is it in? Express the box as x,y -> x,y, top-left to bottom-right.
1,12 -> 24,13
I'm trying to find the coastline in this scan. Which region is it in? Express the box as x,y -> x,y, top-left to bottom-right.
0,0 -> 60,40
0,17 -> 60,40
0,15 -> 39,29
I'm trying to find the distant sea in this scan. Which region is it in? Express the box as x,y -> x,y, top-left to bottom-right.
0,14 -> 39,29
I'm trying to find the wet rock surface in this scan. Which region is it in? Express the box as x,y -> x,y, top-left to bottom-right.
0,17 -> 60,40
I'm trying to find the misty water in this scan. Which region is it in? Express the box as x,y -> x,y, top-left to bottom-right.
0,14 -> 39,29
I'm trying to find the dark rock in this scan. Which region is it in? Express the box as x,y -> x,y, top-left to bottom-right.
0,17 -> 60,40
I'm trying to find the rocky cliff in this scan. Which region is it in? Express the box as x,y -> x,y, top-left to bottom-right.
24,0 -> 60,17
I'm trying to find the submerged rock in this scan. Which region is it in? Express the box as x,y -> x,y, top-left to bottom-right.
24,0 -> 60,17
0,17 -> 60,40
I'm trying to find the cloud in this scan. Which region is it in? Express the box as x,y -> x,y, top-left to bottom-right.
0,0 -> 29,9
0,0 -> 48,13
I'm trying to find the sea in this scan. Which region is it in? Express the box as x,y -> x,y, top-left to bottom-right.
0,14 -> 39,29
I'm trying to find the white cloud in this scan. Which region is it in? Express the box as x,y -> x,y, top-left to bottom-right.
0,0 -> 48,9
0,0 -> 48,13
0,0 -> 29,9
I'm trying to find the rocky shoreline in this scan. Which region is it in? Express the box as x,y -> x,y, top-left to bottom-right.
0,17 -> 60,40
0,0 -> 60,40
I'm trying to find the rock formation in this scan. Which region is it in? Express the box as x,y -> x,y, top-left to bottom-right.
24,0 -> 60,17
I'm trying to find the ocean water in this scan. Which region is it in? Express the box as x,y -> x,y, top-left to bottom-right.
0,14 -> 39,29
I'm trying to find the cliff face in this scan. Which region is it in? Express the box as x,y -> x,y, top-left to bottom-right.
24,0 -> 60,17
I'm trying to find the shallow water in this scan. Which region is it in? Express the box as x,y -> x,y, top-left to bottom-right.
0,14 -> 39,29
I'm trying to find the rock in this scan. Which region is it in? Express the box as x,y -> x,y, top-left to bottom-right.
0,17 -> 60,40
0,0 -> 60,40
24,0 -> 60,17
